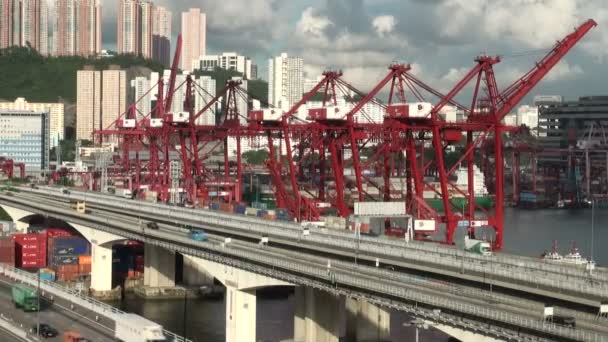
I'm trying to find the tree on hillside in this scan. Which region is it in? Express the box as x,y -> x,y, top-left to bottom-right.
243,149 -> 269,165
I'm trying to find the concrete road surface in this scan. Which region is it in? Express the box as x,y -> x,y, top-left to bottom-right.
0,279 -> 114,341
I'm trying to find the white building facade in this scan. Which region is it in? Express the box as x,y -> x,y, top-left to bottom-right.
195,52 -> 256,79
0,98 -> 64,147
0,110 -> 50,172
268,53 -> 303,110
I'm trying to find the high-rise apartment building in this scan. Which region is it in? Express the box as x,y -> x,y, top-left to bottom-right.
131,76 -> 152,119
53,0 -> 101,56
152,6 -> 170,66
100,68 -> 127,133
139,1 -> 153,58
76,68 -> 101,141
0,0 -> 48,54
268,53 -> 304,110
194,76 -> 216,126
0,97 -> 65,147
118,0 -> 167,60
0,0 -> 18,48
181,8 -> 206,72
76,66 -> 126,142
117,0 -> 140,55
195,52 -> 257,79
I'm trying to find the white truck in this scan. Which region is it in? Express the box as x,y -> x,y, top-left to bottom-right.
464,236 -> 492,256
115,313 -> 166,342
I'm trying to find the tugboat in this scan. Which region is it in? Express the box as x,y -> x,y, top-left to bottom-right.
562,241 -> 588,265
542,240 -> 563,262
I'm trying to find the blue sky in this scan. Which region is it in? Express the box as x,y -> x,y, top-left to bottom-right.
101,0 -> 608,103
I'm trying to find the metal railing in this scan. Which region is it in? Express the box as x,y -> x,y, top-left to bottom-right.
0,314 -> 38,341
0,265 -> 191,342
4,192 -> 606,341
8,188 -> 608,301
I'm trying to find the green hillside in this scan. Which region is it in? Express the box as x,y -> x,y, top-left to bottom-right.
194,67 -> 268,104
0,46 -> 269,107
0,46 -> 164,103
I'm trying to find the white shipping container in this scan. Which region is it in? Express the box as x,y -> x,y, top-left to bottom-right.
263,108 -> 282,121
354,202 -> 407,217
121,119 -> 136,128
414,219 -> 436,232
171,112 -> 189,123
150,118 -> 163,127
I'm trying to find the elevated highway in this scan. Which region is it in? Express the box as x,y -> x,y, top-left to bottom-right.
0,187 -> 607,342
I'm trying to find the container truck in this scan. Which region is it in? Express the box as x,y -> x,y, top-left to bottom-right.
114,313 -> 166,341
11,284 -> 39,311
464,236 -> 492,256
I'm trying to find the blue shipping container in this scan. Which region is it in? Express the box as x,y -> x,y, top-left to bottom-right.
53,247 -> 74,255
210,203 -> 220,210
39,272 -> 55,281
257,210 -> 268,217
51,237 -> 90,255
234,204 -> 247,215
52,255 -> 79,266
252,202 -> 268,210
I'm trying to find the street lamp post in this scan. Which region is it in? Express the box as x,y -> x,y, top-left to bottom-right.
36,268 -> 40,338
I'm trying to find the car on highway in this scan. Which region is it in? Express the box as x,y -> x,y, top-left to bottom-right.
189,229 -> 207,241
31,323 -> 58,338
552,315 -> 576,328
145,222 -> 159,230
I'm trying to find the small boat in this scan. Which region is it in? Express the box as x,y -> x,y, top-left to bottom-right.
562,241 -> 588,265
542,240 -> 563,262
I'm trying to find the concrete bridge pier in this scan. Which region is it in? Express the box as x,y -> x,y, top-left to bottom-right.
345,298 -> 391,342
182,255 -> 214,286
90,243 -> 113,293
143,243 -> 175,287
294,287 -> 343,342
225,286 -> 256,342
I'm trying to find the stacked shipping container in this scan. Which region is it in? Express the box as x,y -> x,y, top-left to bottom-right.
13,234 -> 46,268
0,237 -> 15,265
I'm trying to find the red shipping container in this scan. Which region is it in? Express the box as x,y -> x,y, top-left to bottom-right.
78,264 -> 91,274
57,265 -> 79,273
12,233 -> 44,243
46,228 -> 73,238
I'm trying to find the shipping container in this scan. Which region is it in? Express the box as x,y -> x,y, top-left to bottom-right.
210,203 -> 220,210
13,234 -> 46,268
257,210 -> 268,218
45,228 -> 73,238
49,236 -> 90,256
39,272 -> 55,281
78,264 -> 91,274
0,221 -> 15,234
353,201 -> 407,217
234,204 -> 247,215
0,237 -> 15,266
252,201 -> 267,210
78,255 -> 91,265
245,207 -> 259,216
52,255 -> 79,267
219,203 -> 234,213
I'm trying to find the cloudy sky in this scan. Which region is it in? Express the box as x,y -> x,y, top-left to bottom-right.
101,0 -> 607,102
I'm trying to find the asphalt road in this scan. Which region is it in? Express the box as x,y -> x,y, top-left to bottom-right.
0,279 -> 114,341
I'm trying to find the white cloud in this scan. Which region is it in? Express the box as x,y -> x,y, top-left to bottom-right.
297,7 -> 334,38
544,61 -> 584,82
372,15 -> 396,37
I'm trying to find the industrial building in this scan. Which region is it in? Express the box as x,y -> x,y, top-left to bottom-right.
0,109 -> 50,173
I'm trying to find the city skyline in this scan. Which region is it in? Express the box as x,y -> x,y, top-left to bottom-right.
2,0 -> 607,97
98,0 -> 608,97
